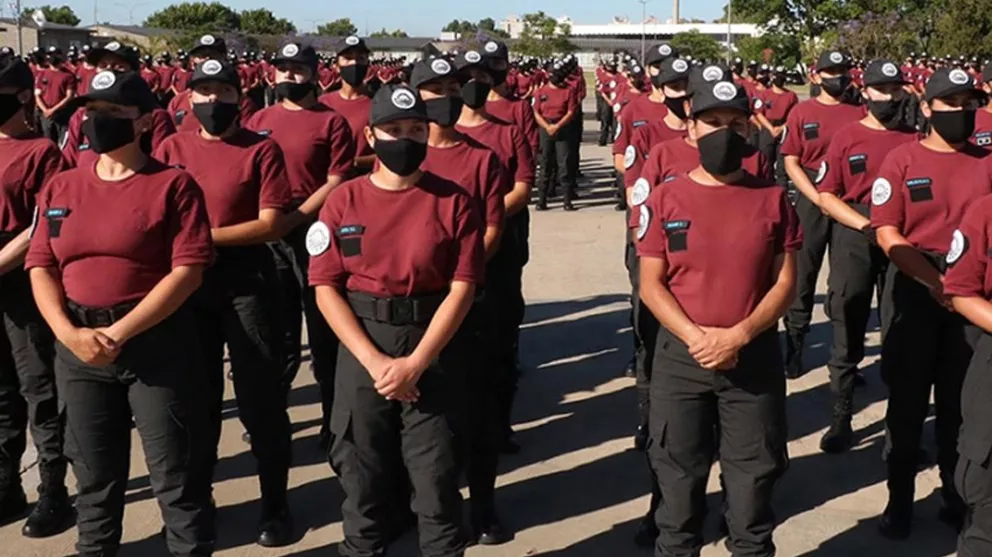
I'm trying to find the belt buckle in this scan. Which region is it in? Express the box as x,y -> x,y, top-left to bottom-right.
392,299 -> 414,324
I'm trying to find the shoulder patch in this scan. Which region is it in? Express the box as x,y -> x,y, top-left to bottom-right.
623,145 -> 637,169
306,221 -> 332,256
947,229 -> 968,265
631,178 -> 650,206
872,177 -> 892,206
637,205 -> 651,240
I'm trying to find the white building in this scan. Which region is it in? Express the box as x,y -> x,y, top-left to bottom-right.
498,15 -> 759,49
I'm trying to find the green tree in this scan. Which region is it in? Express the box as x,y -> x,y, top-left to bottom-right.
316,18 -> 358,36
143,2 -> 240,32
515,11 -> 575,58
22,4 -> 80,26
929,0 -> 992,57
477,17 -> 509,38
734,33 -> 802,69
239,8 -> 295,35
442,19 -> 476,34
370,28 -> 408,38
442,17 -> 509,38
669,29 -> 724,61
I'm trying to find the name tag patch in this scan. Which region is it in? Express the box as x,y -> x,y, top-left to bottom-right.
632,120 -> 648,128
803,122 -> 820,140
906,177 -> 933,202
848,154 -> 867,175
976,131 -> 992,147
335,224 -> 364,257
664,220 -> 690,252
45,207 -> 69,238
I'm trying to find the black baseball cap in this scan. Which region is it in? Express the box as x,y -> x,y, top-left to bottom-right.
189,34 -> 227,58
334,36 -> 369,56
480,40 -> 508,61
925,67 -> 979,101
369,84 -> 428,126
690,80 -> 750,117
655,57 -> 692,86
0,55 -> 33,89
863,59 -> 908,87
189,59 -> 241,90
410,57 -> 457,88
272,42 -> 318,72
454,49 -> 490,74
85,40 -> 140,70
816,50 -> 852,72
687,63 -> 732,96
68,71 -> 160,114
645,43 -> 678,66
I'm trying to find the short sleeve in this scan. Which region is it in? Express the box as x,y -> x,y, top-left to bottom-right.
240,96 -> 258,123
326,113 -> 357,179
945,200 -> 990,298
308,195 -> 347,289
624,130 -> 649,189
149,109 -> 177,152
816,137 -> 846,196
779,107 -> 803,158
25,185 -> 57,271
450,197 -> 485,285
511,126 -> 535,185
167,175 -> 215,268
481,153 -> 507,227
518,101 -> 539,154
256,141 -> 293,212
870,151 -> 908,231
640,143 -> 664,188
776,188 -> 803,254
636,189 -> 667,258
613,109 -> 634,156
32,144 -> 67,197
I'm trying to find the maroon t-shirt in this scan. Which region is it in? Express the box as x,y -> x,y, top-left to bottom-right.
168,90 -> 258,133
623,120 -> 688,188
140,68 -> 162,93
456,117 -> 535,187
972,109 -> 992,149
245,103 -> 356,201
156,66 -> 176,91
532,85 -> 577,123
630,137 -> 772,230
75,65 -> 95,96
26,159 -> 215,307
758,88 -> 799,124
871,142 -> 992,253
308,173 -> 485,297
318,92 -> 373,158
0,136 -> 65,232
421,139 -> 507,229
613,95 -> 669,157
62,107 -> 176,168
637,174 -> 802,327
780,98 -> 866,172
818,123 -> 919,205
945,195 -> 992,299
172,68 -> 191,93
486,94 -> 540,156
37,67 -> 75,109
154,129 -> 293,228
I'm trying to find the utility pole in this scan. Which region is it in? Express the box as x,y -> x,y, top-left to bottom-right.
14,0 -> 22,55
638,0 -> 650,64
673,0 -> 679,23
93,0 -> 97,26
726,0 -> 732,62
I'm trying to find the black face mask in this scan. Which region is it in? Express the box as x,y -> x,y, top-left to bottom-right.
81,111 -> 136,154
340,64 -> 368,87
697,128 -> 748,175
0,94 -> 23,126
374,138 -> 427,176
930,109 -> 976,144
663,96 -> 688,120
192,101 -> 240,135
461,80 -> 491,109
275,81 -> 313,103
491,68 -> 508,86
867,98 -> 905,129
424,97 -> 464,127
820,75 -> 852,98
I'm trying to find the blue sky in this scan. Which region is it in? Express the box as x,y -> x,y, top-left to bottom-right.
10,0 -> 728,35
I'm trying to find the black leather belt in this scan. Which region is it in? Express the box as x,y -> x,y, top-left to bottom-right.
66,300 -> 139,328
346,291 -> 446,326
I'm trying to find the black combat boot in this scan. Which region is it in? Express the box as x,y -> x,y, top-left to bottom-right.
820,392 -> 854,454
0,462 -> 27,526
784,332 -> 805,379
22,461 -> 72,538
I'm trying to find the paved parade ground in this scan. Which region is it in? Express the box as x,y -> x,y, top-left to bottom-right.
0,131 -> 958,556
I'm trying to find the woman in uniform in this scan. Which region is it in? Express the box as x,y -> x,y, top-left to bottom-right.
154,59 -> 294,547
638,80 -> 797,557
25,70 -> 215,556
0,52 -> 73,538
870,67 -> 991,539
309,83 -> 482,557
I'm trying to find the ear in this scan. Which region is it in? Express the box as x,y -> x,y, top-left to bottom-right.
363,126 -> 375,149
920,100 -> 932,119
686,118 -> 699,142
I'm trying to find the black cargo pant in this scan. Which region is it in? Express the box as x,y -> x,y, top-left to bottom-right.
58,303 -> 214,557
330,304 -> 467,557
489,210 -> 529,442
0,264 -> 64,492
195,246 -> 291,513
567,108 -> 582,184
881,263 -> 978,509
270,219 -> 340,438
825,207 -> 888,399
784,169 -> 832,336
957,333 -> 992,557
650,328 -> 788,557
538,126 -> 574,205
598,97 -> 615,145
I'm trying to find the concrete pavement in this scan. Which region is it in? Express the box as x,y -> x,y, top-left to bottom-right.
0,128 -> 956,556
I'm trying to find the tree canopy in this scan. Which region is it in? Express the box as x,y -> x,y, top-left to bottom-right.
370,28 -> 409,38
316,18 -> 358,37
239,8 -> 295,35
442,17 -> 509,38
669,30 -> 724,61
514,11 -> 575,58
143,2 -> 240,32
23,5 -> 80,26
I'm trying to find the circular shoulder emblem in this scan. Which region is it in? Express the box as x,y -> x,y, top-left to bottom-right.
92,71 -> 116,91
672,59 -> 689,73
754,98 -> 764,110
829,52 -> 844,64
631,178 -> 651,206
950,68 -> 970,85
882,62 -> 899,77
814,161 -> 828,184
713,81 -> 737,101
431,58 -> 451,75
485,41 -> 499,53
345,36 -> 360,46
659,44 -> 672,56
702,65 -> 724,82
391,87 -> 417,110
465,50 -> 481,64
281,44 -> 299,57
200,34 -> 216,46
306,222 -> 332,257
871,177 -> 892,206
202,59 -> 223,75
947,229 -> 968,264
105,41 -> 121,52
637,205 -> 651,240
624,145 -> 637,169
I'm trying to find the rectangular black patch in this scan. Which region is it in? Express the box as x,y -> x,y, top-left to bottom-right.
848,154 -> 867,175
906,177 -> 933,203
339,236 -> 361,257
47,218 -> 62,238
667,232 -> 688,252
803,123 -> 820,140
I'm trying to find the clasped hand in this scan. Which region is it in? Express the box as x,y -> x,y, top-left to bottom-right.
688,326 -> 748,371
366,353 -> 426,403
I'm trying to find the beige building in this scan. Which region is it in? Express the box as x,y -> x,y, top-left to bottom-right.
0,18 -> 92,54
86,24 -> 173,49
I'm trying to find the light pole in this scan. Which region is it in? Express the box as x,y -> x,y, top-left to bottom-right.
11,0 -> 22,55
114,1 -> 147,25
726,0 -> 733,62
638,0 -> 650,64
